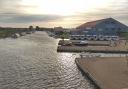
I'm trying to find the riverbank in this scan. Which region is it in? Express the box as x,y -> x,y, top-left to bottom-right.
57,40 -> 128,53
0,29 -> 35,39
75,57 -> 128,89
57,45 -> 128,53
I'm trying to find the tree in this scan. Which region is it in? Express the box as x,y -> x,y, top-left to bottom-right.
61,31 -> 69,40
26,26 -> 33,34
29,26 -> 33,31
35,26 -> 40,31
29,26 -> 34,32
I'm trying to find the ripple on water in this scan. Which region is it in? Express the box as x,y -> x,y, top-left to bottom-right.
0,32 -> 96,89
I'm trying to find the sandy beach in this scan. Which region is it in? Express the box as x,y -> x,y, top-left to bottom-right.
76,57 -> 128,89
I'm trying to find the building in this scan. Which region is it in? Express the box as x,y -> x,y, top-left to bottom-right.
70,18 -> 128,40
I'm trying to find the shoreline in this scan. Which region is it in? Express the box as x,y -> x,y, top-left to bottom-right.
75,57 -> 128,89
57,39 -> 128,53
75,58 -> 103,89
57,46 -> 128,53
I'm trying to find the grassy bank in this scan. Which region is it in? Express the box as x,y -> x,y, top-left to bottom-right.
0,30 -> 17,38
0,28 -> 28,39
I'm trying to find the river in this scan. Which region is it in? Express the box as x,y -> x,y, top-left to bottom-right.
0,31 -> 96,89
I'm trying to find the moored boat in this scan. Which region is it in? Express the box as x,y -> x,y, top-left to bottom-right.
80,52 -> 101,58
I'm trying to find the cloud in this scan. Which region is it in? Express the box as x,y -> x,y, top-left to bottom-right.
68,0 -> 128,25
0,0 -> 128,27
0,13 -> 62,23
0,0 -> 22,13
0,0 -> 62,24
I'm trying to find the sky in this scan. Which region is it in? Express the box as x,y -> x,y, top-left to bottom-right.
0,0 -> 128,28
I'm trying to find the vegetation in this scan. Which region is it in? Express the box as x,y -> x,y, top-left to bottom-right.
36,27 -> 53,31
29,26 -> 33,30
0,26 -> 32,39
0,29 -> 18,38
60,31 -> 70,39
35,26 -> 40,31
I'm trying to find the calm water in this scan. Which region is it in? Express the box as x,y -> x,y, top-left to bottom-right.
0,32 -> 95,89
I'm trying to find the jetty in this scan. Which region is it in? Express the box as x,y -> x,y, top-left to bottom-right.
75,57 -> 128,89
57,45 -> 128,53
57,40 -> 128,53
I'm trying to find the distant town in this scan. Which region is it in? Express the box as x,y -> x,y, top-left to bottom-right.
1,18 -> 128,40
45,18 -> 128,41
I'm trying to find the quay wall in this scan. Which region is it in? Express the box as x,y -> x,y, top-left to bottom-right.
75,58 -> 107,89
57,46 -> 128,53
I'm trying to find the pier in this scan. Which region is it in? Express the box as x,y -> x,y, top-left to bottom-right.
75,57 -> 128,89
57,45 -> 128,53
57,40 -> 128,53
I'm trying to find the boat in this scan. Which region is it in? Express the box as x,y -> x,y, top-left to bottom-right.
79,52 -> 101,58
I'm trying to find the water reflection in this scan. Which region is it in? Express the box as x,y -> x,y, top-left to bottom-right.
0,32 -> 95,89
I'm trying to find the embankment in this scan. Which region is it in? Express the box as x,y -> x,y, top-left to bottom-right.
75,57 -> 128,89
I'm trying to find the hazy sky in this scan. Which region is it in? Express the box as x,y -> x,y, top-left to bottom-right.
0,0 -> 128,28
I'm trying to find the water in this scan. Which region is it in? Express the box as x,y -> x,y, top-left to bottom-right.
0,32 -> 95,89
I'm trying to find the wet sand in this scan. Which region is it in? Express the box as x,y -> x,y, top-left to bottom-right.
75,57 -> 128,89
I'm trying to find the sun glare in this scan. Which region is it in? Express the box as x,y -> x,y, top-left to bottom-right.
22,0 -> 112,16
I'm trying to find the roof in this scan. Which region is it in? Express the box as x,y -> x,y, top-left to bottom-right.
76,18 -> 113,29
54,27 -> 64,31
